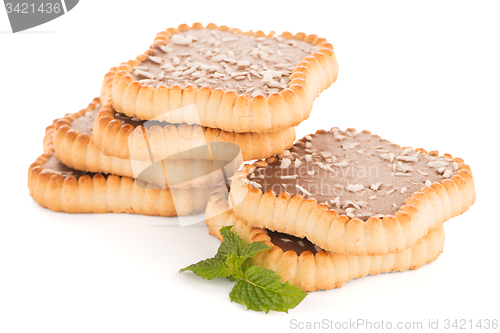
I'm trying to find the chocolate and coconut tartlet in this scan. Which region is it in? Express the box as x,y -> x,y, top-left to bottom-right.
28,98 -> 225,216
91,99 -> 295,162
50,99 -> 234,190
230,128 -> 475,256
102,23 -> 338,133
205,186 -> 445,292
28,150 -> 212,217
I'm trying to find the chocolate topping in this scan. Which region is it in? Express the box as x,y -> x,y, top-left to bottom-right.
114,112 -> 171,129
114,113 -> 146,127
71,104 -> 167,133
131,29 -> 316,97
43,154 -> 100,179
248,129 -> 460,220
267,230 -> 321,255
70,107 -> 100,135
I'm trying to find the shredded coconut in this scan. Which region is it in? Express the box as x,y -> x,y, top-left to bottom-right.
346,184 -> 364,192
295,184 -> 312,196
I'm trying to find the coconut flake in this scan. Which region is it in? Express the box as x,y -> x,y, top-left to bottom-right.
356,201 -> 369,208
134,69 -> 155,80
385,188 -> 397,195
171,34 -> 196,45
417,169 -> 429,176
237,60 -> 251,67
428,161 -> 449,168
317,162 -> 335,172
149,56 -> 164,64
342,142 -> 360,149
346,184 -> 364,192
380,153 -> 395,162
161,43 -> 174,53
442,170 -> 453,178
343,201 -> 361,209
242,178 -> 262,188
295,184 -> 312,196
396,155 -> 419,162
400,148 -> 413,156
334,161 -> 349,168
330,196 -> 340,208
333,132 -> 347,141
393,172 -> 413,177
281,175 -> 298,180
280,158 -> 292,169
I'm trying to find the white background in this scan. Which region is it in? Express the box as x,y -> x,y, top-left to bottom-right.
1,1 -> 499,332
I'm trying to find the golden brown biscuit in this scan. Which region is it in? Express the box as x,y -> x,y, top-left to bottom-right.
230,128 -> 475,256
50,98 -> 235,189
102,23 -> 338,133
29,109 -> 218,216
28,149 -> 213,216
205,187 -> 445,292
91,98 -> 295,161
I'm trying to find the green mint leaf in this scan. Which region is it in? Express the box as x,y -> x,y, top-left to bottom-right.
226,242 -> 270,272
229,265 -> 307,313
234,241 -> 271,275
215,226 -> 246,259
225,252 -> 248,274
181,226 -> 307,312
241,241 -> 271,258
179,258 -> 233,280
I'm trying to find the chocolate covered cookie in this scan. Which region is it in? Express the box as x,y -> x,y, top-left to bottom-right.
91,97 -> 295,162
230,128 -> 475,255
101,23 -> 338,133
206,186 -> 445,292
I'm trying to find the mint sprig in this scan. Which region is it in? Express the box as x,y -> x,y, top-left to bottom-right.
180,226 -> 307,313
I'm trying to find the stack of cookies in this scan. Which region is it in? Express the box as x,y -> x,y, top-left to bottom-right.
28,22 -> 476,294
28,23 -> 339,218
206,128 -> 475,291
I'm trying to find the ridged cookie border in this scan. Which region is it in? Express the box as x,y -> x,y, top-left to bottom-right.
230,128 -> 475,256
91,99 -> 295,161
205,187 -> 445,292
28,148 -> 213,216
50,98 -> 230,189
102,22 -> 339,133
30,110 -> 215,216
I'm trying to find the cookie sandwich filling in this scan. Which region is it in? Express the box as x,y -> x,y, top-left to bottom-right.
267,229 -> 324,255
72,103 -> 158,132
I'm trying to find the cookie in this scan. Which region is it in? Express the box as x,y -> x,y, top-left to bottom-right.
230,128 -> 475,256
50,98 -> 237,189
91,98 -> 295,161
205,187 -> 445,292
102,23 -> 338,133
28,148 -> 214,216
